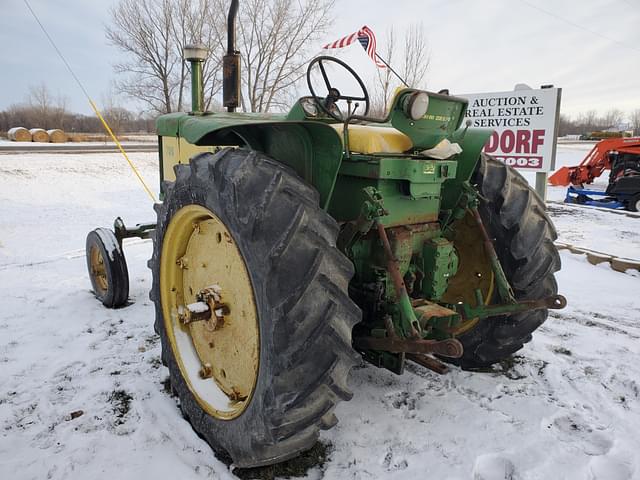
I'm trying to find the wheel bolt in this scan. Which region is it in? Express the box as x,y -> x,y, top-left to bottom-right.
199,363 -> 213,379
176,256 -> 188,269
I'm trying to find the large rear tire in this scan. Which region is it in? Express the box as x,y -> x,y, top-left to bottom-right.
149,148 -> 360,467
452,154 -> 561,368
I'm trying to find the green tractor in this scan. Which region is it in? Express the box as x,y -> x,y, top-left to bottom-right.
85,0 -> 565,468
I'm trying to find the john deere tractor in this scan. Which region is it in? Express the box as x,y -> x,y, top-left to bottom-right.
85,0 -> 565,468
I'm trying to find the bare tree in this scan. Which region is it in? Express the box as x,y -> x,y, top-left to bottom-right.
237,0 -> 334,112
25,83 -> 68,129
602,108 -> 623,129
28,84 -> 53,120
193,0 -> 226,110
106,0 -> 179,113
401,23 -> 430,88
107,0 -> 227,114
107,0 -> 333,114
171,0 -> 225,111
101,84 -> 131,135
370,24 -> 430,118
371,28 -> 396,118
575,110 -> 606,133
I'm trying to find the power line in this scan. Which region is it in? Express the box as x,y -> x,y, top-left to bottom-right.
21,0 -> 157,203
517,0 -> 640,54
22,0 -> 92,101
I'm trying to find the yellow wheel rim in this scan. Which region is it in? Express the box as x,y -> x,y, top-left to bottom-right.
89,245 -> 109,294
442,212 -> 495,336
160,205 -> 259,420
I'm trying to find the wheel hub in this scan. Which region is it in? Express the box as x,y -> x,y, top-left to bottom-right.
160,205 -> 259,419
441,212 -> 495,335
89,246 -> 108,294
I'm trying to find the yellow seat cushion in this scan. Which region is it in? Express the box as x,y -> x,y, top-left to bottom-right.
331,124 -> 412,154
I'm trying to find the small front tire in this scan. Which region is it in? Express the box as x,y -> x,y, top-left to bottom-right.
86,228 -> 129,308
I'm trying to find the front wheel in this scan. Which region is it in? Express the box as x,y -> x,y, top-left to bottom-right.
86,228 -> 129,308
149,148 -> 360,467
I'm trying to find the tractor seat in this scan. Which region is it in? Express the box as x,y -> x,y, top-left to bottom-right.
331,124 -> 412,154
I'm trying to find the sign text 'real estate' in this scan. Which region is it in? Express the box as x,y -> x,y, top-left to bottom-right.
461,88 -> 561,172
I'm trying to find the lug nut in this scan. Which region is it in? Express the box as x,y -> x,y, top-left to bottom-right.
176,256 -> 188,269
199,363 -> 213,379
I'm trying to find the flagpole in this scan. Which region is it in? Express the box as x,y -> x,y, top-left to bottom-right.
374,53 -> 409,87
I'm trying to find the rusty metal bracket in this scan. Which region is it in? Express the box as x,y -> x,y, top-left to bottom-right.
456,293 -> 567,321
353,334 -> 464,358
406,353 -> 450,375
113,217 -> 156,247
376,221 -> 422,337
337,187 -> 388,251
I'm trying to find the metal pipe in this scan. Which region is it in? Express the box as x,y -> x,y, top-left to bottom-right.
227,0 -> 239,54
190,59 -> 203,113
353,335 -> 463,358
223,0 -> 241,112
406,353 -> 449,374
183,44 -> 208,113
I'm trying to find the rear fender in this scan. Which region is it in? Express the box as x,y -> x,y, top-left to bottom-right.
440,128 -> 493,211
193,121 -> 343,209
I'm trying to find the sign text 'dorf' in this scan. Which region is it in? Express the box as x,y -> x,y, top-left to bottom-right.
461,88 -> 561,172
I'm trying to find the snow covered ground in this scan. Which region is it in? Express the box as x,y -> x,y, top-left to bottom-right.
0,147 -> 638,480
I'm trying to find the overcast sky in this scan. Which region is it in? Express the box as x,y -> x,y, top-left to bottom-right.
1,0 -> 638,118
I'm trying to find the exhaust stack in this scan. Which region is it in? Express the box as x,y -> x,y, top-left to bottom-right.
223,0 -> 240,112
184,44 -> 208,113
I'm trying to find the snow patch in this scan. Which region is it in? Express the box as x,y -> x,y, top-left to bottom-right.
187,301 -> 209,313
95,227 -> 121,262
174,325 -> 233,412
473,454 -> 517,480
587,456 -> 633,480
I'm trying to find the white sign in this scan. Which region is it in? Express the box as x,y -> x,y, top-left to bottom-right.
461,87 -> 561,172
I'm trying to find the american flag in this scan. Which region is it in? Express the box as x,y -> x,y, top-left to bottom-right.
323,25 -> 386,68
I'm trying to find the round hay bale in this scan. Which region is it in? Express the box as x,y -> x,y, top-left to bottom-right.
29,128 -> 50,143
7,127 -> 32,142
47,129 -> 67,143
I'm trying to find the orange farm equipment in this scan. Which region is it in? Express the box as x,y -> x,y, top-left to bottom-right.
549,138 -> 640,211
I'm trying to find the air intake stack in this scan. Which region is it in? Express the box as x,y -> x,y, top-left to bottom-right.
183,44 -> 208,114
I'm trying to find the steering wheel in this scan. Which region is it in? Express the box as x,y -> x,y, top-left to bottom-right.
306,56 -> 370,121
